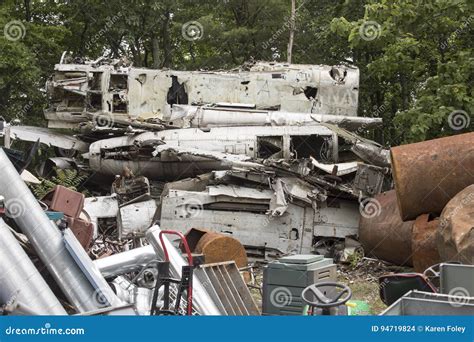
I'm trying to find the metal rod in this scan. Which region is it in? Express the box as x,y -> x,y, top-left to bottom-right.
0,148 -> 100,313
0,219 -> 66,315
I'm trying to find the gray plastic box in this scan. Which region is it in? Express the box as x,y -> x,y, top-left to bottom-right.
262,254 -> 336,315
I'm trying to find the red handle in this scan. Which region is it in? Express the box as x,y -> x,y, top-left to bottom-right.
158,230 -> 193,315
158,230 -> 193,266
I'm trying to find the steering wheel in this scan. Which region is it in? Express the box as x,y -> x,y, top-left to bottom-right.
423,263 -> 441,278
302,281 -> 352,309
424,261 -> 461,278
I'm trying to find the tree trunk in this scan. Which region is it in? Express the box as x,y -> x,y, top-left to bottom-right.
287,0 -> 296,63
152,37 -> 160,69
161,11 -> 172,67
24,0 -> 31,21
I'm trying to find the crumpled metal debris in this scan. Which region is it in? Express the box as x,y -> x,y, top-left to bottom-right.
0,55 -> 404,317
45,58 -> 361,129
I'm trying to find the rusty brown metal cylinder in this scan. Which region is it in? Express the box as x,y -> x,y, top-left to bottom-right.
438,184 -> 474,264
359,190 -> 414,266
195,231 -> 248,269
391,132 -> 474,221
184,228 -> 248,268
412,214 -> 441,273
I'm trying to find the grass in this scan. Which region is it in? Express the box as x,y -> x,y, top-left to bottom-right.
337,275 -> 387,314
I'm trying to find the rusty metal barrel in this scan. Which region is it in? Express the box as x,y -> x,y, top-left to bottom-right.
184,228 -> 248,268
412,214 -> 441,273
359,190 -> 414,266
391,132 -> 474,221
438,184 -> 474,264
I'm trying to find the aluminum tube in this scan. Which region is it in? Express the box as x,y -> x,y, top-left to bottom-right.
0,219 -> 67,315
134,287 -> 152,316
0,148 -> 99,313
110,276 -> 136,303
146,225 -> 222,315
94,245 -> 156,278
172,105 -> 382,130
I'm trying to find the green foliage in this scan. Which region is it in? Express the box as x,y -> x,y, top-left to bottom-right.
330,0 -> 473,143
0,1 -> 69,124
31,168 -> 89,199
0,0 -> 472,144
347,248 -> 364,269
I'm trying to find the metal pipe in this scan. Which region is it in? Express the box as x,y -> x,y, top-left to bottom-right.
391,132 -> 474,221
134,287 -> 152,316
146,225 -> 222,315
0,148 -> 100,313
0,219 -> 66,315
94,245 -> 156,278
110,276 -> 136,303
170,105 -> 383,130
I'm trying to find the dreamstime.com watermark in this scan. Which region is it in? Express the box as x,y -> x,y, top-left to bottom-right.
439,191 -> 474,230
447,109 -> 471,131
182,21 -> 204,41
183,197 -> 204,218
4,323 -> 85,336
269,286 -> 292,308
85,12 -> 124,50
3,20 -> 26,41
5,198 -> 27,219
448,287 -> 470,308
359,20 -> 381,41
261,0 -> 308,49
440,14 -> 473,50
93,111 -> 115,129
358,193 -> 382,219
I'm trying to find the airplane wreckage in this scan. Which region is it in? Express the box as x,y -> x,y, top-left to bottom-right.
1,55 -> 390,258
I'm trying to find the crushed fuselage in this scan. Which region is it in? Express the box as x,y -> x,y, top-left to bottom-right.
45,60 -> 360,128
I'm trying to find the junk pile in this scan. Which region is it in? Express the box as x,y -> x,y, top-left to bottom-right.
1,56 -> 392,260
0,54 -> 472,316
360,132 -> 474,272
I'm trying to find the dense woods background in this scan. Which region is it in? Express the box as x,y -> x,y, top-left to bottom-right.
0,0 -> 472,145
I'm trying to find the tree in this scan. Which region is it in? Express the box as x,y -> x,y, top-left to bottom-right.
0,0 -> 471,144
0,0 -> 69,124
331,0 -> 473,144
287,0 -> 295,63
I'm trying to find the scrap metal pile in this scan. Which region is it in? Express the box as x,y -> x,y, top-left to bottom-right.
360,133 -> 474,272
0,55 -> 472,316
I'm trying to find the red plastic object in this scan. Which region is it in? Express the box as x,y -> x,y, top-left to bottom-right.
66,216 -> 94,250
159,230 -> 193,315
43,185 -> 85,218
